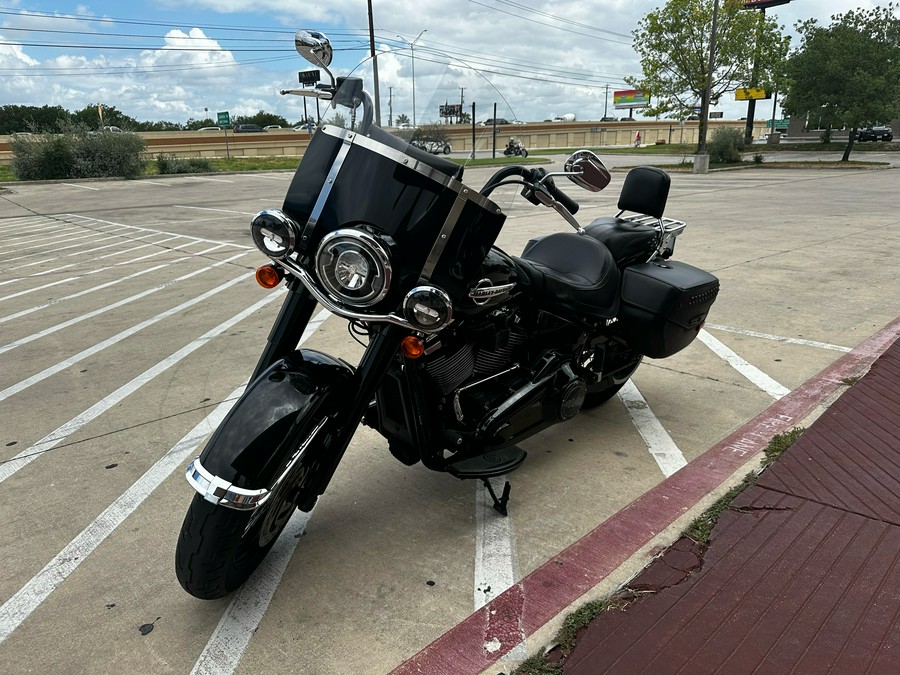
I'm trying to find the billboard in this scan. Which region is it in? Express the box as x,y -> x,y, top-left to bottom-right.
613,89 -> 650,109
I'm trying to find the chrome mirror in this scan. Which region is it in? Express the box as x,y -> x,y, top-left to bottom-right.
294,30 -> 333,68
564,150 -> 611,192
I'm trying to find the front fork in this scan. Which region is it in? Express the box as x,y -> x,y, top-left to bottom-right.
253,276 -> 407,499
251,276 -> 318,383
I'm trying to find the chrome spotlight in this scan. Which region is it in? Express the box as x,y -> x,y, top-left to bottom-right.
403,286 -> 453,331
315,229 -> 392,307
250,209 -> 301,260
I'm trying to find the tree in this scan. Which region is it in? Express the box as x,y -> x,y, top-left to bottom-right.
232,110 -> 289,128
0,105 -> 71,134
395,113 -> 411,126
629,0 -> 790,152
71,104 -> 139,131
782,4 -> 900,161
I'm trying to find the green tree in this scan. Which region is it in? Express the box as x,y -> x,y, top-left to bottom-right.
0,105 -> 71,134
71,104 -> 139,131
629,0 -> 790,152
395,113 -> 411,126
782,4 -> 900,161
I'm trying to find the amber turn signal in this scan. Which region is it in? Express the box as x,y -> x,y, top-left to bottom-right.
400,335 -> 425,359
255,264 -> 283,289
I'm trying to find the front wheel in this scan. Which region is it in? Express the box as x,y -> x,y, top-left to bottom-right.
176,445 -> 321,598
521,149 -> 528,158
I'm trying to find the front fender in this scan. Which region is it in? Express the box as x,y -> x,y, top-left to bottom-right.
186,349 -> 354,507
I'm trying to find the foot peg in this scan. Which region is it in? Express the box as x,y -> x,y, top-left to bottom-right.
447,446 -> 526,517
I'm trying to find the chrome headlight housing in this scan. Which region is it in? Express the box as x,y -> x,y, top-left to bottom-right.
403,286 -> 453,331
315,229 -> 392,307
250,209 -> 300,260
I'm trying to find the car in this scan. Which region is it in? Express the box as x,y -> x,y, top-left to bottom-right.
102,126 -> 124,133
411,139 -> 452,155
232,124 -> 266,133
263,125 -> 282,130
478,118 -> 510,126
396,122 -> 417,130
600,116 -> 617,122
511,120 -> 527,125
198,126 -> 221,131
855,125 -> 893,142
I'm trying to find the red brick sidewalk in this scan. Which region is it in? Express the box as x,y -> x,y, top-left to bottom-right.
564,337 -> 900,673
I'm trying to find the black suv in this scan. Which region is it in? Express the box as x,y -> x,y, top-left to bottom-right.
232,124 -> 266,133
855,125 -> 893,142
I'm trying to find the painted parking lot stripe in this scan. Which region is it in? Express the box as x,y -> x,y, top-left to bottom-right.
61,183 -> 100,191
698,329 -> 790,399
619,381 -> 688,477
705,323 -> 851,352
0,251 -> 250,355
172,205 -> 257,216
0,273 -> 250,402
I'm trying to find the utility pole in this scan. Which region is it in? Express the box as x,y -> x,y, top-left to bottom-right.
459,87 -> 465,124
388,87 -> 394,127
366,0 -> 382,126
603,84 -> 610,118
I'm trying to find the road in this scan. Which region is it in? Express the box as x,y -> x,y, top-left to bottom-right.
0,162 -> 898,674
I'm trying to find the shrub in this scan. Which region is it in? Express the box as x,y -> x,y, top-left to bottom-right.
10,127 -> 146,180
10,135 -> 76,180
752,153 -> 764,164
156,153 -> 214,174
708,127 -> 744,164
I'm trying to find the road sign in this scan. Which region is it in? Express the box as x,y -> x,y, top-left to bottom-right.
736,87 -> 769,100
298,70 -> 320,85
709,111 -> 724,119
217,111 -> 230,127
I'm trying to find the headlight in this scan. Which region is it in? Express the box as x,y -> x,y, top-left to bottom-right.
315,229 -> 392,307
403,286 -> 453,331
250,209 -> 300,260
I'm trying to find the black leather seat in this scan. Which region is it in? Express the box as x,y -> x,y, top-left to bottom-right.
515,232 -> 620,318
583,166 -> 671,266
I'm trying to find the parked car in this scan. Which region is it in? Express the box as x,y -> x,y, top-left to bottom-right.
600,116 -> 617,122
478,118 -> 510,126
396,122 -> 417,130
263,125 -> 282,130
511,119 -> 527,125
232,124 -> 266,133
411,139 -> 452,155
855,125 -> 893,142
198,126 -> 221,131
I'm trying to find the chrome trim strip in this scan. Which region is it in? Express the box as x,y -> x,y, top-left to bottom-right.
419,189 -> 471,283
299,127 -> 354,247
185,418 -> 328,512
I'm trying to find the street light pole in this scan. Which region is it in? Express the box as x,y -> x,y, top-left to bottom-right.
399,29 -> 427,126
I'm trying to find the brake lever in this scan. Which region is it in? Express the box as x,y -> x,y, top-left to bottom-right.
533,186 -> 585,234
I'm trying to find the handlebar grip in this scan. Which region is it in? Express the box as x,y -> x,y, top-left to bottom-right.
544,178 -> 580,215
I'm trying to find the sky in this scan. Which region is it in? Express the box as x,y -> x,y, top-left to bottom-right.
0,1 -> 888,127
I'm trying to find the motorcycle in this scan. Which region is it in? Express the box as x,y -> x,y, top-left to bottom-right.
503,137 -> 528,157
175,30 -> 720,599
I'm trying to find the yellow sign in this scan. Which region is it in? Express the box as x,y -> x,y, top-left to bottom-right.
736,87 -> 768,100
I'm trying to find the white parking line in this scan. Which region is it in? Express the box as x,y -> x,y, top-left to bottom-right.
61,183 -> 100,191
172,205 -> 257,216
0,252 -> 251,355
698,329 -> 791,399
0,290 -> 283,484
704,323 -> 851,352
183,176 -> 234,183
618,380 -> 687,477
0,273 -> 251,402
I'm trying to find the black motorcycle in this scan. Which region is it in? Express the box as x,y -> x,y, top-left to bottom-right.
175,30 -> 719,599
503,137 -> 528,157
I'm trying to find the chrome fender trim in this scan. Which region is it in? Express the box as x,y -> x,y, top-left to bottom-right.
186,457 -> 268,510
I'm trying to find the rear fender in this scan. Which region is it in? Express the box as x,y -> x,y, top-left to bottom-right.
186,349 -> 354,509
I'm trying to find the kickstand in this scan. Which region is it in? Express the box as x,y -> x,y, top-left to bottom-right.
482,479 -> 511,516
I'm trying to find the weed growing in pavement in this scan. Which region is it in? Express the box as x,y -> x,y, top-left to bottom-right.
685,427 -> 805,545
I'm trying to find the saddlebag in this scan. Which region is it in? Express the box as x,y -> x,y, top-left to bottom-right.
616,260 -> 719,358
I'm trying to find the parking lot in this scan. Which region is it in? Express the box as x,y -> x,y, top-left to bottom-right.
1,160 -> 898,674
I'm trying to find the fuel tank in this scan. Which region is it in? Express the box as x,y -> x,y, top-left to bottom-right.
454,246 -> 521,317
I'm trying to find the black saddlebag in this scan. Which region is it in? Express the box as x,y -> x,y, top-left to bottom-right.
616,260 -> 719,358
